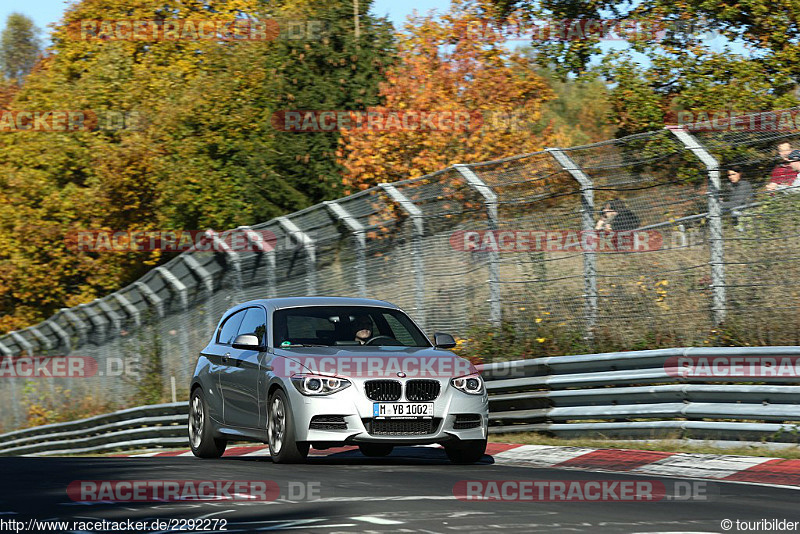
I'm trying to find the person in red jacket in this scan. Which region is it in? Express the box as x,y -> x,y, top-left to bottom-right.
765,142 -> 798,191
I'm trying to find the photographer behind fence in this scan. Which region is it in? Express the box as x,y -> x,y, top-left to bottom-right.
595,199 -> 641,232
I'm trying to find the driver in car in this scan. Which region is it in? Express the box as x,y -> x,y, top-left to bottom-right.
353,315 -> 373,345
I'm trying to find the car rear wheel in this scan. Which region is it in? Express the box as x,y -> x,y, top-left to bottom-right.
267,389 -> 309,464
444,438 -> 487,464
358,443 -> 394,457
189,389 -> 227,458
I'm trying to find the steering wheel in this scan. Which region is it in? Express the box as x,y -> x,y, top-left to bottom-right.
365,335 -> 402,346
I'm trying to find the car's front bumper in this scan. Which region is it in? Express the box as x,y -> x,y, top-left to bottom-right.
284,377 -> 489,445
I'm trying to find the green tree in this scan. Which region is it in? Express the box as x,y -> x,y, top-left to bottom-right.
0,13 -> 41,84
480,0 -> 800,135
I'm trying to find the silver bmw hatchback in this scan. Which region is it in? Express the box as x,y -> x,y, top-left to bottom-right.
188,297 -> 489,464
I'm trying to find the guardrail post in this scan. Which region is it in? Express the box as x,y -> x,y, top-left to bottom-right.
669,127 -> 726,325
324,201 -> 367,298
454,164 -> 501,327
277,217 -> 317,296
237,226 -> 277,298
547,148 -> 597,341
379,183 -> 426,330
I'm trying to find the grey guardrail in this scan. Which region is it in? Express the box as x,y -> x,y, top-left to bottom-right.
480,346 -> 800,442
0,402 -> 187,456
2,346 -> 800,455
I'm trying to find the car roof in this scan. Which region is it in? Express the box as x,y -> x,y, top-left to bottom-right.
226,296 -> 402,313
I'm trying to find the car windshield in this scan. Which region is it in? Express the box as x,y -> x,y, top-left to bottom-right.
273,306 -> 431,348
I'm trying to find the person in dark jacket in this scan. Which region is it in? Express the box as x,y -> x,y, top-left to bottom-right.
722,166 -> 753,211
595,199 -> 641,232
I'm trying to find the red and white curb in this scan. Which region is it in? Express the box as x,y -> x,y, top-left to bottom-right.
112,443 -> 800,488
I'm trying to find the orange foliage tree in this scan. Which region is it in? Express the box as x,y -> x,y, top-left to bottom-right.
338,0 -> 561,193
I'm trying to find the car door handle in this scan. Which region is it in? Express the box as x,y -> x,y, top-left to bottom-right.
222,352 -> 231,363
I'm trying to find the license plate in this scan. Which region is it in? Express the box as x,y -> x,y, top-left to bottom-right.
373,402 -> 433,419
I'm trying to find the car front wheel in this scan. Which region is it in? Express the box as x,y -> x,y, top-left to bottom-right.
267,389 -> 309,464
189,389 -> 227,458
444,438 -> 487,464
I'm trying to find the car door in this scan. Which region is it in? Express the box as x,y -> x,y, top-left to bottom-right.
219,306 -> 266,429
202,309 -> 246,423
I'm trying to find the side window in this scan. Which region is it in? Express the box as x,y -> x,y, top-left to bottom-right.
237,307 -> 267,345
217,310 -> 246,345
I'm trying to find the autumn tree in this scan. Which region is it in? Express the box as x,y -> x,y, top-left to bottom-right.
338,0 -> 559,192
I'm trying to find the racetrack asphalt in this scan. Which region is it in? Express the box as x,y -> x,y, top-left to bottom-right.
1,446 -> 798,533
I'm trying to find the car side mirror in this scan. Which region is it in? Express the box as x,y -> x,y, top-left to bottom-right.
433,332 -> 456,349
232,334 -> 263,351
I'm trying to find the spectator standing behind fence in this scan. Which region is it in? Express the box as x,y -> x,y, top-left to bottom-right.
722,166 -> 753,229
595,199 -> 641,232
765,142 -> 798,191
722,167 -> 753,210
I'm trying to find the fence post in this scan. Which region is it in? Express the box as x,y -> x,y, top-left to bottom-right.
454,164 -> 501,327
278,216 -> 317,296
181,254 -> 216,334
204,230 -> 243,303
238,226 -> 277,298
547,148 -> 597,341
95,299 -> 122,333
110,293 -> 141,327
379,183 -> 426,330
0,340 -> 19,427
324,200 -> 367,298
669,127 -> 726,325
135,282 -> 165,318
156,266 -> 190,387
26,325 -> 53,353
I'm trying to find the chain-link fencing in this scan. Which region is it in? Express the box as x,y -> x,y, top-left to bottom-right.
2,109 -> 800,431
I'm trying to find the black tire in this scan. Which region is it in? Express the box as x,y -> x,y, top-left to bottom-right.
188,388 -> 227,458
445,438 -> 487,464
267,389 -> 309,464
359,443 -> 394,457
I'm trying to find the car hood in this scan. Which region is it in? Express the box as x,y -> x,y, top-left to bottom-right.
272,346 -> 476,379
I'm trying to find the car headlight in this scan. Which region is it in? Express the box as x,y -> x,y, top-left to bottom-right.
451,374 -> 484,395
291,374 -> 351,396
